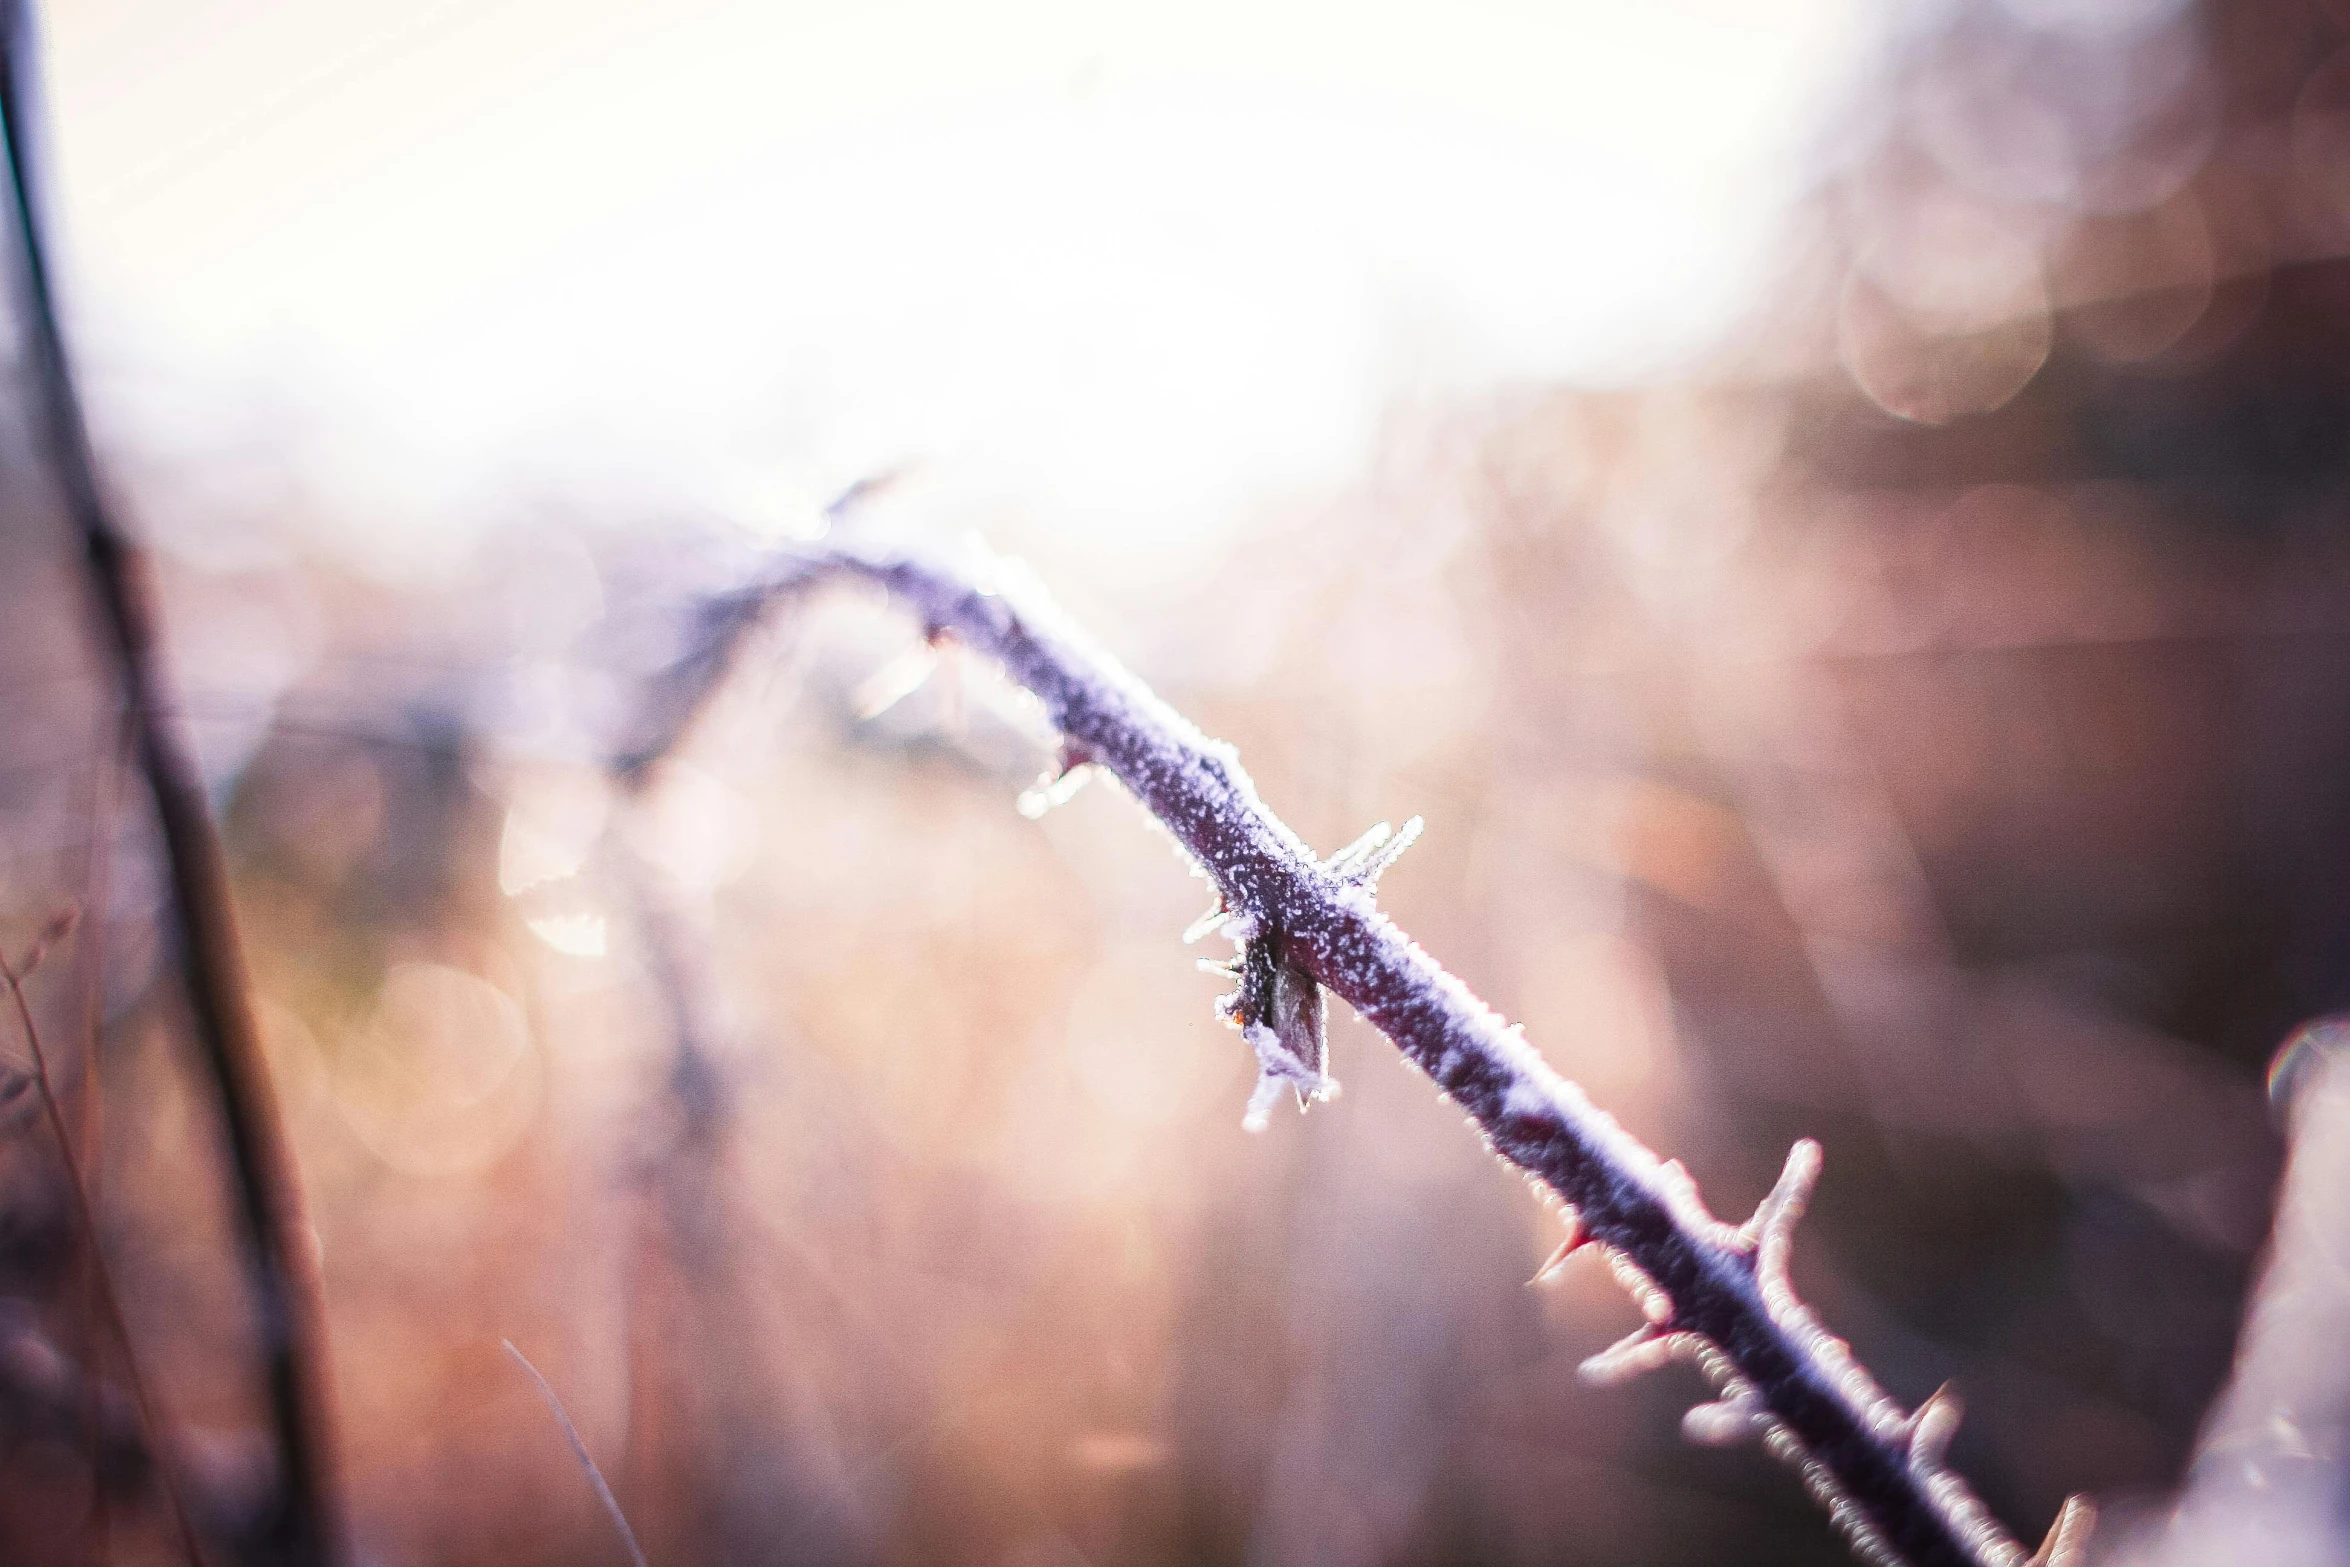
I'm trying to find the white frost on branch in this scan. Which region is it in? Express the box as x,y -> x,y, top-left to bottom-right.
634,533 -> 2090,1567
1565,1138 -> 2090,1567
1195,816 -> 1423,1129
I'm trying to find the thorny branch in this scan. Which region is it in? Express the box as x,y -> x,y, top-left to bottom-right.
637,535 -> 2091,1567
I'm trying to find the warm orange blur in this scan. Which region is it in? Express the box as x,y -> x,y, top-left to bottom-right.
5,1 -> 2350,1565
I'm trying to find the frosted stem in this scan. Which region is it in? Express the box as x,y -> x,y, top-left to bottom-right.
647,537 -> 2076,1567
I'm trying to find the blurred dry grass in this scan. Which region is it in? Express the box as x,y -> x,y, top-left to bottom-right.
7,0 -> 2350,1564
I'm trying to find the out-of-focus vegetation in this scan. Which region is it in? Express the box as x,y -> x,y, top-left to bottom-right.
5,0 -> 2350,1563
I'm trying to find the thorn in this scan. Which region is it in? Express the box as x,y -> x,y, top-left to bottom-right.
1017,749 -> 1098,819
853,644 -> 939,720
2028,1496 -> 2095,1567
1182,902 -> 1231,944
1325,820 -> 1391,876
1578,1324 -> 1685,1387
1742,1139 -> 1824,1283
1907,1383 -> 1962,1468
505,1340 -> 651,1567
1682,1396 -> 1764,1449
1017,741 -> 1099,820
1360,814 -> 1423,885
1529,1217 -> 1589,1284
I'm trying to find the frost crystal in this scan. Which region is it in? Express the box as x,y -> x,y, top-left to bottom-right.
1325,815 -> 1423,889
2030,1497 -> 2096,1567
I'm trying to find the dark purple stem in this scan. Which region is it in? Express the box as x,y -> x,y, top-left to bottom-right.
645,539 -> 2066,1567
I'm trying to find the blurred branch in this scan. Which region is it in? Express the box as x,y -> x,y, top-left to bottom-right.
0,1300 -> 155,1500
0,1299 -> 272,1551
0,9 -> 343,1563
4,917 -> 202,1564
631,536 -> 2088,1567
2144,1040 -> 2350,1567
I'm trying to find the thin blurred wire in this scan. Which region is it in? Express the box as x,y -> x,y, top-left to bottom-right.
502,1339 -> 651,1567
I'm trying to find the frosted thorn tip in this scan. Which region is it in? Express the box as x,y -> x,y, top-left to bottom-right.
1682,1395 -> 1765,1449
1183,902 -> 1232,944
1741,1138 -> 1824,1257
1907,1383 -> 1963,1468
2028,1496 -> 2095,1567
853,643 -> 940,721
1326,814 -> 1424,889
1017,741 -> 1100,820
1529,1221 -> 1589,1285
1579,1323 -> 1686,1387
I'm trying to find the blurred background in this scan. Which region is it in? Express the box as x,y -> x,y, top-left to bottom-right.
3,0 -> 2349,1562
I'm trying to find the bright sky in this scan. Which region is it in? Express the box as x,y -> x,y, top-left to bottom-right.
41,0 -> 1867,555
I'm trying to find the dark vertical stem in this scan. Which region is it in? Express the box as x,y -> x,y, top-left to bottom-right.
2,946 -> 205,1566
0,8 -> 344,1563
71,711 -> 128,1563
